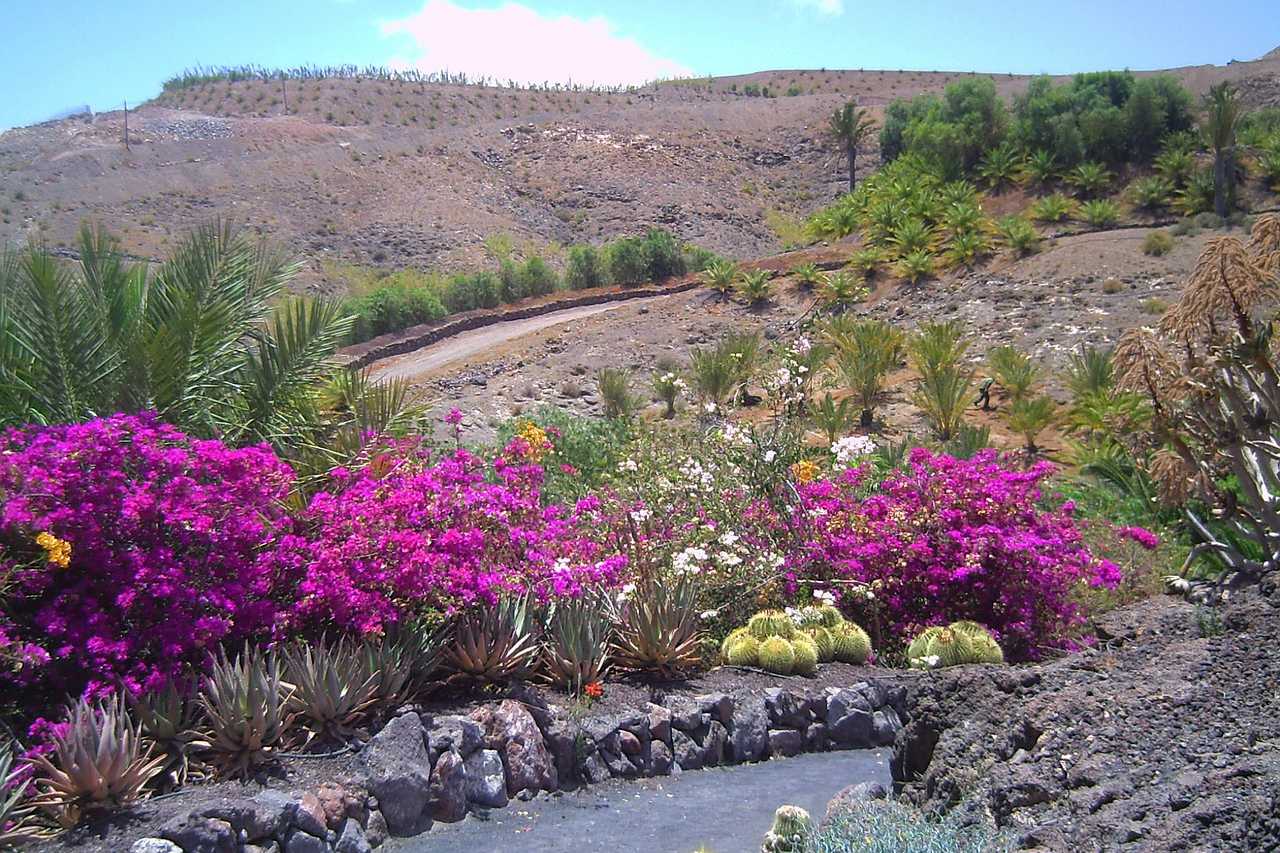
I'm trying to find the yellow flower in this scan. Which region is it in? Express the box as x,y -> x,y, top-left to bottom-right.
515,421 -> 551,463
790,459 -> 820,484
35,531 -> 72,568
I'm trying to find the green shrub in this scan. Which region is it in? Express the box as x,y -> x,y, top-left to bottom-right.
565,244 -> 604,289
1142,230 -> 1174,256
606,236 -> 650,285
1176,168 -> 1215,215
880,77 -> 1007,177
641,228 -> 687,279
517,255 -> 559,297
441,270 -> 501,312
343,275 -> 448,343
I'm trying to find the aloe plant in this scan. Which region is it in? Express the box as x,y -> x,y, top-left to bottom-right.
610,573 -> 702,679
132,683 -> 211,792
1,742 -> 36,847
444,594 -> 540,684
29,695 -> 164,827
283,636 -> 378,745
200,645 -> 291,778
543,592 -> 613,691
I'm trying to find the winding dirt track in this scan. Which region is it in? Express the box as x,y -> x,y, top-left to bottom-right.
366,298 -> 659,382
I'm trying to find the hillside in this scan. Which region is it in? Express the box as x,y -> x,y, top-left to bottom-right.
1,53 -> 1279,292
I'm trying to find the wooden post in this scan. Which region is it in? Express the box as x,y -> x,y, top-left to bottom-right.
123,100 -> 129,150
281,75 -> 288,114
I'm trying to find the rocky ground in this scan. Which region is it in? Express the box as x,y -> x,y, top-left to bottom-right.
895,587 -> 1280,851
3,53 -> 1279,291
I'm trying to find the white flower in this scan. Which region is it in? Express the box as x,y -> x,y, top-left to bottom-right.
813,589 -> 837,606
832,434 -> 877,466
715,550 -> 742,567
704,401 -> 718,414
718,530 -> 739,547
619,458 -> 639,473
793,336 -> 812,355
923,654 -> 941,669
764,450 -> 777,463
629,508 -> 652,523
552,557 -> 572,575
699,609 -> 718,621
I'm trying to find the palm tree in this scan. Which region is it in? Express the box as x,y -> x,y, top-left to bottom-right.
1204,82 -> 1241,218
0,221 -> 418,475
829,102 -> 876,194
826,318 -> 904,427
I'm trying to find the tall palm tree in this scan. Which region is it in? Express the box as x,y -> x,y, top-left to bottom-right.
829,102 -> 877,194
0,221 -> 419,474
1204,82 -> 1241,218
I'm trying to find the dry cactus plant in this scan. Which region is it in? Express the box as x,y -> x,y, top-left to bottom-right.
1114,215 -> 1280,580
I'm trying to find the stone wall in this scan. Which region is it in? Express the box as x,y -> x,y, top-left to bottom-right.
131,680 -> 906,853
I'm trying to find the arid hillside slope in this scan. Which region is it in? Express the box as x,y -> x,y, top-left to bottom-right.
2,54 -> 1279,291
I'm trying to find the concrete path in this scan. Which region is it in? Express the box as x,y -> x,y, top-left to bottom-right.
388,747 -> 890,853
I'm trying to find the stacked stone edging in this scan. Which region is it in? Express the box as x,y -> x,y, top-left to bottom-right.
130,679 -> 906,853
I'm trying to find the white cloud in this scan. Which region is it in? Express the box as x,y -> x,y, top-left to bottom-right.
380,1 -> 692,87
790,0 -> 844,15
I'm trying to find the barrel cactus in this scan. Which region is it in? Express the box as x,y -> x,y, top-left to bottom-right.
749,610 -> 796,640
908,621 -> 1004,668
761,804 -> 812,852
832,622 -> 872,664
791,636 -> 819,676
806,626 -> 835,662
815,604 -> 843,628
726,635 -> 761,666
757,636 -> 796,675
721,626 -> 749,658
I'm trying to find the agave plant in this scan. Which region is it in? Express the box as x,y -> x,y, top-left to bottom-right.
809,392 -> 856,443
1081,199 -> 1121,228
199,645 -> 291,778
611,573 -> 702,679
829,318 -> 904,427
701,258 -> 738,298
444,594 -> 540,685
736,268 -> 773,306
28,695 -> 164,827
817,270 -> 867,311
977,143 -> 1022,191
542,592 -> 613,692
985,345 -> 1041,403
597,367 -> 637,418
1155,146 -> 1195,187
1007,395 -> 1057,453
1129,176 -> 1174,211
1066,162 -> 1112,199
131,684 -> 211,792
894,250 -> 935,284
1021,149 -> 1058,188
913,364 -> 974,442
1030,193 -> 1077,223
369,618 -> 448,708
283,636 -> 378,745
790,262 -> 823,289
997,216 -> 1041,256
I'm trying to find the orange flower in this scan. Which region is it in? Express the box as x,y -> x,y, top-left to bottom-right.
790,459 -> 820,484
583,680 -> 604,699
35,531 -> 71,568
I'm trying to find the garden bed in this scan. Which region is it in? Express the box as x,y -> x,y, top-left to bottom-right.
35,664 -> 913,853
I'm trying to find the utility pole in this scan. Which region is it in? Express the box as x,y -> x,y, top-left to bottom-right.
123,99 -> 129,150
281,74 -> 288,114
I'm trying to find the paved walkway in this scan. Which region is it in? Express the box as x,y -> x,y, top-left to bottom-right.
389,748 -> 890,853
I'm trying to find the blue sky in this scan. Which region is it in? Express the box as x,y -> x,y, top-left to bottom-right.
2,0 -> 1277,130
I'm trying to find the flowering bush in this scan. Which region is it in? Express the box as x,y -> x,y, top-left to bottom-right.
268,439 -> 628,635
785,448 -> 1118,659
0,414 -> 294,697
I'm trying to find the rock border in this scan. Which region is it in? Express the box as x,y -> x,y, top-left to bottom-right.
130,679 -> 907,853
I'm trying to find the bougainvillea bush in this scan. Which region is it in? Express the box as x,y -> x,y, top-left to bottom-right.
266,436 -> 629,636
0,413 -> 295,698
783,448 -> 1121,660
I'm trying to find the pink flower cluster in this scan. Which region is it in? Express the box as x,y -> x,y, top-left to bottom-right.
786,448 -> 1119,660
265,440 -> 627,635
0,413 -> 294,697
